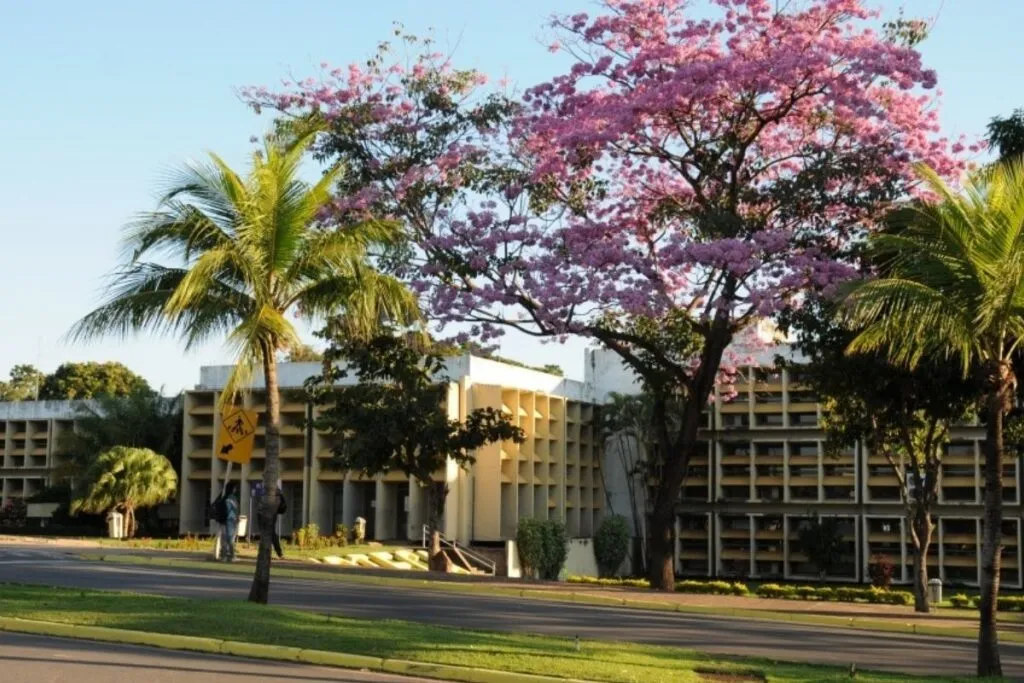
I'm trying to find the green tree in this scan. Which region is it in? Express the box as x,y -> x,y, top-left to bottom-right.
39,361 -> 149,400
0,364 -> 44,401
280,342 -> 322,363
842,161 -> 1024,676
987,109 -> 1024,163
796,516 -> 846,579
308,330 -> 523,563
71,446 -> 177,538
57,389 -> 183,486
782,300 -> 978,612
68,135 -> 419,604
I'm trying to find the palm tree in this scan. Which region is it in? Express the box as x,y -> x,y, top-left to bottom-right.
69,135 -> 419,603
71,446 -> 178,538
842,160 -> 1024,677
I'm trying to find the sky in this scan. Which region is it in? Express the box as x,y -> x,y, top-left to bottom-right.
0,0 -> 1019,393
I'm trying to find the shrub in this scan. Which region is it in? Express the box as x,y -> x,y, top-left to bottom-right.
816,587 -> 837,601
836,587 -> 861,602
291,522 -> 322,550
674,580 -> 748,596
796,585 -> 818,600
949,594 -> 971,609
756,583 -> 795,599
593,515 -> 631,577
566,575 -> 650,589
0,499 -> 27,529
868,553 -> 895,588
517,518 -> 568,580
333,523 -> 349,546
997,595 -> 1024,612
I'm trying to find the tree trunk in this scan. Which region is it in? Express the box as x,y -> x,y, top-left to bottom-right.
248,348 -> 282,605
912,541 -> 929,614
425,481 -> 448,572
910,506 -> 933,613
978,377 -> 1008,677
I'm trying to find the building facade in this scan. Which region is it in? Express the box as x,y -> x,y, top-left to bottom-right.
179,356 -> 605,544
0,400 -> 81,506
586,347 -> 1021,589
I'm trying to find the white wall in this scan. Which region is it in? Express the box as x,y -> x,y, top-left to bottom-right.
565,538 -> 634,578
0,400 -> 86,420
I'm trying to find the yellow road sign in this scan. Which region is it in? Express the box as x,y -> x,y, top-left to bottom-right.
216,407 -> 259,464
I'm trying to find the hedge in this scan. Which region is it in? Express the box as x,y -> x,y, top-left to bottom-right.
947,594 -> 1024,612
756,583 -> 913,605
566,576 -> 920,606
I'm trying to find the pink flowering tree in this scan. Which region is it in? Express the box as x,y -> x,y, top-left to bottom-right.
248,2 -> 966,590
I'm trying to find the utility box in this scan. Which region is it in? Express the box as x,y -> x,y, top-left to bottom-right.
107,511 -> 125,539
236,515 -> 248,538
927,578 -> 943,604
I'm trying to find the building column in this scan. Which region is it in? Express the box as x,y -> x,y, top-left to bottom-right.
342,476 -> 357,528
408,481 -> 425,542
375,479 -> 396,541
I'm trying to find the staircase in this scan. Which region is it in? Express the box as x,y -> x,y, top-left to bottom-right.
421,526 -> 496,576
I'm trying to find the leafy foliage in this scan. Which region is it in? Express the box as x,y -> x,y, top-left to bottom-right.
71,446 -> 177,538
987,109 -> 1024,163
0,499 -> 26,529
0,365 -> 45,401
68,135 -> 417,601
281,343 -> 322,363
516,518 -> 568,581
593,515 -> 631,578
797,517 -> 846,579
869,554 -> 896,589
57,388 -> 183,483
40,361 -> 149,400
308,330 -> 523,530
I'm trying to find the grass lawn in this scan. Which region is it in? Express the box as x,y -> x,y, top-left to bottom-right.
0,584 -> 986,683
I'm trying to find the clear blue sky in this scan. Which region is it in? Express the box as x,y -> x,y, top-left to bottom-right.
0,0 -> 1017,393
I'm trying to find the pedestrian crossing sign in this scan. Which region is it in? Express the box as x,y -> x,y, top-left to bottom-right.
216,407 -> 258,464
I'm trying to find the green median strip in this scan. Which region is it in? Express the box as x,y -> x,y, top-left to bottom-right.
0,584 -> 986,682
81,553 -> 1003,644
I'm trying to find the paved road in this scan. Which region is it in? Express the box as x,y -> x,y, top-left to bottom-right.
1,545 -> 1022,679
0,632 -> 432,682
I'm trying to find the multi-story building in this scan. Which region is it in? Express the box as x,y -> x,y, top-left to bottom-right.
590,346 -> 1021,589
179,356 -> 605,545
0,400 -> 81,506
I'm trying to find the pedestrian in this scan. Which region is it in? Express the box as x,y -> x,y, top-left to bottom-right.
221,481 -> 240,562
271,481 -> 286,559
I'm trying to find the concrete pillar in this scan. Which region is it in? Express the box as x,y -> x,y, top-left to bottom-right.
408,482 -> 425,542
342,476 -> 357,528
375,479 -> 397,540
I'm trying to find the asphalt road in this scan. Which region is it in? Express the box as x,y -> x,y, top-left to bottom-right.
1,545 -> 1022,679
0,631 -> 432,683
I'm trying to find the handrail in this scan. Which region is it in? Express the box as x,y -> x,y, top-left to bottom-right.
421,524 -> 496,575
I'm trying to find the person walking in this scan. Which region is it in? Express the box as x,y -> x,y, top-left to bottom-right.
271,482 -> 286,559
221,481 -> 240,562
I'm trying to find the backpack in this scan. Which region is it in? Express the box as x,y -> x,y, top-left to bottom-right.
210,494 -> 228,524
277,493 -> 287,516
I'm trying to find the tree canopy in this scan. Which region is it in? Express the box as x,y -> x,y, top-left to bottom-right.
71,446 -> 178,538
308,329 -> 524,533
39,361 -> 150,400
0,365 -> 44,401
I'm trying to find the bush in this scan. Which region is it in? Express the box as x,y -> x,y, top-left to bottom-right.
796,585 -> 818,600
566,575 -> 650,589
674,580 -> 748,596
949,594 -> 971,609
333,523 -> 349,546
816,587 -> 836,601
0,499 -> 27,529
755,583 -> 796,599
291,522 -> 322,550
516,518 -> 568,580
593,515 -> 631,577
997,595 -> 1024,612
868,553 -> 895,588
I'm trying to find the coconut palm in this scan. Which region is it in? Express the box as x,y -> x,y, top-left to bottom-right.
69,135 -> 420,603
71,446 -> 178,538
842,160 -> 1024,677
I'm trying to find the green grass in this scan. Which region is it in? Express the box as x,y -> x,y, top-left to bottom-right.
0,584 -> 986,683
84,553 -> 1008,643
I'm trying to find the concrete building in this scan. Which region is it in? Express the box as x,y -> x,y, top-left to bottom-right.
588,345 -> 1021,589
179,356 -> 605,544
0,400 -> 82,506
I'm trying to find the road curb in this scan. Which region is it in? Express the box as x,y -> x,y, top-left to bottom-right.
0,617 -> 593,683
